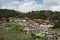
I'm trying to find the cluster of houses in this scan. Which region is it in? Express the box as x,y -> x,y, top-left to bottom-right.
0,17 -> 54,34
14,17 -> 54,34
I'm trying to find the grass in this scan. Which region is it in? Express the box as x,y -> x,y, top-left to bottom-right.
0,23 -> 34,40
0,23 -> 60,40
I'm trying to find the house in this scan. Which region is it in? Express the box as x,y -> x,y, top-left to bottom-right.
0,22 -> 5,28
1,17 -> 7,22
9,17 -> 15,22
34,19 -> 43,24
15,19 -> 21,24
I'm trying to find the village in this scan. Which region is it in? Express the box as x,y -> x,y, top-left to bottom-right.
0,17 -> 54,32
0,17 -> 60,40
0,17 -> 59,40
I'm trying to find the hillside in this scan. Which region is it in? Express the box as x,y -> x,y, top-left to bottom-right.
0,9 -> 60,19
0,9 -> 60,28
0,9 -> 23,18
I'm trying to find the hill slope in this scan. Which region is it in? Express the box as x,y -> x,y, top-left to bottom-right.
0,9 -> 60,28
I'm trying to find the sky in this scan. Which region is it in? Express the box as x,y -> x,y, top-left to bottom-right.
0,0 -> 60,12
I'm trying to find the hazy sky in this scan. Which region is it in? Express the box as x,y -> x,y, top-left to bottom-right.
0,0 -> 60,12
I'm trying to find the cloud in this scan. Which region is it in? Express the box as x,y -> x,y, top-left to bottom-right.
17,1 -> 43,12
1,0 -> 43,12
1,1 -> 21,10
0,0 -> 60,12
51,5 -> 60,11
43,0 -> 60,11
43,0 -> 60,4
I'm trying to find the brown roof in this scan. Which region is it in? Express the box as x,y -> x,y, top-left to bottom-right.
9,17 -> 15,19
24,17 -> 29,20
44,20 -> 50,24
35,19 -> 43,23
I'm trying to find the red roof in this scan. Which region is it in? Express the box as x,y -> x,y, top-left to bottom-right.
0,22 -> 5,24
1,18 -> 6,20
